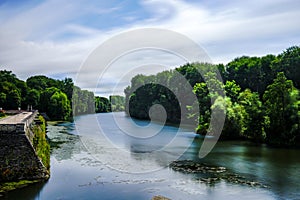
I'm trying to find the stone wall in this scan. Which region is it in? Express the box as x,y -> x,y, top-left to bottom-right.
0,112 -> 49,182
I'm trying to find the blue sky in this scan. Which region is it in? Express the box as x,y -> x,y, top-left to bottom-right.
1,0 -> 300,96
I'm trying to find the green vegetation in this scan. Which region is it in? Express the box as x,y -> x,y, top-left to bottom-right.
72,86 -> 95,116
0,72 -> 94,120
125,46 -> 300,147
32,115 -> 50,169
95,96 -> 111,113
110,95 -> 125,112
0,180 -> 40,194
95,95 -> 125,113
0,71 -> 125,119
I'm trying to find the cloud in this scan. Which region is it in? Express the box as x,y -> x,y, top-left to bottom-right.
0,0 -> 300,96
141,0 -> 300,62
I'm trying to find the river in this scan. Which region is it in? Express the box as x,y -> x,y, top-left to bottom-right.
2,112 -> 300,200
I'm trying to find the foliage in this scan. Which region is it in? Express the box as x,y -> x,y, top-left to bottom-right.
110,95 -> 125,112
238,89 -> 266,142
32,115 -> 50,169
95,96 -> 111,113
0,71 -> 95,120
211,96 -> 244,139
128,83 -> 181,123
263,72 -> 300,146
125,46 -> 300,147
49,91 -> 71,121
0,180 -> 40,193
72,86 -> 95,116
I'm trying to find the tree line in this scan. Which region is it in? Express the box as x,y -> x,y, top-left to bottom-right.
95,95 -> 125,113
0,70 -> 125,120
0,72 -> 95,120
125,46 -> 300,147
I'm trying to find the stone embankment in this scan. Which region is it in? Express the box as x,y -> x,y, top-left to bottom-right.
0,111 -> 50,182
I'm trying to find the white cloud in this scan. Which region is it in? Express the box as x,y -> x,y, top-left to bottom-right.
0,0 -> 300,96
141,0 -> 300,63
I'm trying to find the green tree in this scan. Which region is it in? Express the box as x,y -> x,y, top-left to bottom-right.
238,89 -> 266,142
39,87 -> 60,112
62,78 -> 74,100
7,89 -> 21,109
211,96 -> 245,139
25,89 -> 40,109
110,95 -> 125,112
27,75 -> 63,91
95,96 -> 111,113
277,46 -> 300,88
224,80 -> 241,102
49,91 -> 71,120
72,86 -> 95,116
0,92 -> 6,108
192,82 -> 210,134
263,72 -> 300,146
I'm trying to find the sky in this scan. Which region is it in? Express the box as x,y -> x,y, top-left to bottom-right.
0,0 -> 300,96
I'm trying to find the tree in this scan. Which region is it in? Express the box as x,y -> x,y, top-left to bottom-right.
25,89 -> 40,109
211,96 -> 245,139
49,91 -> 71,121
263,72 -> 300,146
62,78 -> 74,100
0,70 -> 17,83
0,92 -> 6,108
224,80 -> 241,103
110,95 -> 125,112
39,87 -> 60,112
72,86 -> 95,116
27,75 -> 63,91
95,96 -> 111,113
192,82 -> 210,134
277,46 -> 300,88
6,89 -> 21,109
238,89 -> 266,142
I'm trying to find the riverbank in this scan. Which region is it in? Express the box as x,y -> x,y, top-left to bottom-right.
0,113 -> 50,195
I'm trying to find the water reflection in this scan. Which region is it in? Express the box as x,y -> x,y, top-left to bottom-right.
2,113 -> 299,200
2,181 -> 46,199
47,122 -> 85,161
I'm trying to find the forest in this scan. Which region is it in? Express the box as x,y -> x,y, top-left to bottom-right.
0,72 -> 95,120
125,46 -> 300,147
0,71 -> 124,120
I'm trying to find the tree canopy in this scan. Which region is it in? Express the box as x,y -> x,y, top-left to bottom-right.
125,46 -> 300,147
0,71 -> 95,120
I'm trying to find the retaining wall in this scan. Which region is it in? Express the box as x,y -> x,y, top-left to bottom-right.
0,111 -> 49,182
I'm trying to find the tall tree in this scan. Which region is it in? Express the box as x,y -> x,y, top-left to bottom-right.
277,46 -> 300,88
263,72 -> 300,146
49,91 -> 71,121
238,89 -> 266,142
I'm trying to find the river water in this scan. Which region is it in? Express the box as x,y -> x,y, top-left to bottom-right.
2,112 -> 300,200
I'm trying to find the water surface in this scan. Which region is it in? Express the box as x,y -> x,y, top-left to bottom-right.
2,112 -> 300,200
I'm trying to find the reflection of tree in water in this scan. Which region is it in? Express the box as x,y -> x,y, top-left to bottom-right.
47,122 -> 86,161
127,130 -> 199,169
